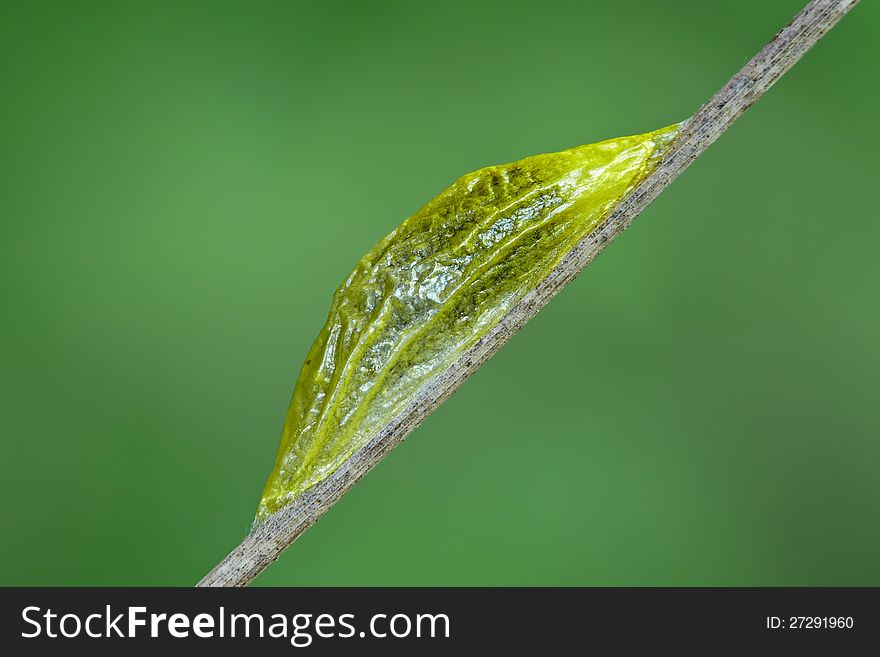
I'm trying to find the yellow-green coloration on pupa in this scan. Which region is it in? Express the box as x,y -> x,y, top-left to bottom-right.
256,123 -> 680,521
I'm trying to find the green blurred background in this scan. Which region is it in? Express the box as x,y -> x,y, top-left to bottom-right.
1,0 -> 877,586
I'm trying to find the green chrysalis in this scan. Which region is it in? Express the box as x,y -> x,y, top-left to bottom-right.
257,123 -> 680,521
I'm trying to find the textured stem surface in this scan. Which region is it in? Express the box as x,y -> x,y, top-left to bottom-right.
198,0 -> 859,587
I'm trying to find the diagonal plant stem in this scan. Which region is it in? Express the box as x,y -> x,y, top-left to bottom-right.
198,0 -> 859,587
